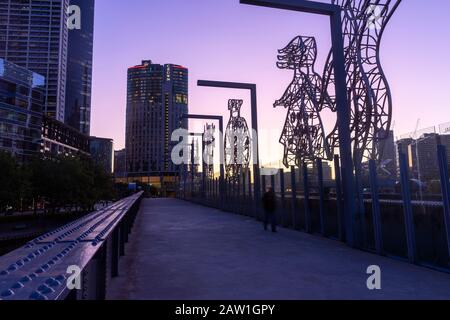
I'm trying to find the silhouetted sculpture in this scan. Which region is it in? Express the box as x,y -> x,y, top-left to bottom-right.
322,0 -> 401,164
274,36 -> 333,167
224,99 -> 251,181
203,123 -> 216,180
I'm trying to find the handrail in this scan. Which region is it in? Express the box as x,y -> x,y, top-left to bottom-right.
0,192 -> 144,300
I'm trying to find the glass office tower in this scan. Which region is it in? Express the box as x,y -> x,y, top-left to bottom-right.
90,136 -> 113,174
0,0 -> 70,122
65,0 -> 95,135
125,60 -> 188,182
0,58 -> 45,162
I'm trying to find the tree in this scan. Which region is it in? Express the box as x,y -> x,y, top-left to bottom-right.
3,154 -> 116,215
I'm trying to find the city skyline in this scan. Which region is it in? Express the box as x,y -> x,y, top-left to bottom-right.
0,0 -> 99,162
2,0 -> 450,303
91,0 -> 450,165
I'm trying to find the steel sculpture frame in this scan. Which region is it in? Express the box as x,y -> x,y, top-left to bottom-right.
197,80 -> 262,218
275,36 -> 333,167
323,0 -> 401,165
240,0 -> 358,247
224,99 -> 251,181
240,0 -> 358,246
203,123 -> 216,180
180,114 -> 225,182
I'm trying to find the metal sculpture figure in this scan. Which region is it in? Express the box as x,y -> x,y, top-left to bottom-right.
203,123 -> 216,180
322,0 -> 401,165
275,36 -> 333,168
224,99 -> 251,180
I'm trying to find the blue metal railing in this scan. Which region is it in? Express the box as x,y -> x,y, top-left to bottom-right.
0,192 -> 143,300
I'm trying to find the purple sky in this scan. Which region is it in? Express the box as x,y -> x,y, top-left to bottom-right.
90,0 -> 450,166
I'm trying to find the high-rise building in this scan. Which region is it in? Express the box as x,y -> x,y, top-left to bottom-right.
89,136 -> 113,174
408,133 -> 450,182
65,0 -> 95,135
396,137 -> 413,175
308,162 -> 333,183
377,130 -> 397,177
0,0 -> 70,122
41,115 -> 90,157
114,148 -> 126,179
125,60 -> 188,182
0,58 -> 45,162
397,138 -> 413,155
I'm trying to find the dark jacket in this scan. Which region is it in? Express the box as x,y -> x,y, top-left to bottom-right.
262,190 -> 277,213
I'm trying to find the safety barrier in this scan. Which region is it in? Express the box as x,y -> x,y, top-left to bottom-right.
0,192 -> 143,300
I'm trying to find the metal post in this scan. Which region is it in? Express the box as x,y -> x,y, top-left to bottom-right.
119,222 -> 126,257
254,172 -> 266,220
224,177 -> 228,208
202,137 -> 206,199
111,228 -> 119,278
334,155 -> 345,241
271,173 -> 276,190
261,175 -> 267,195
237,175 -> 241,214
227,178 -> 231,210
369,159 -> 384,255
248,170 -> 253,199
242,172 -> 247,198
242,172 -> 247,215
437,144 -> 450,259
330,2 -> 357,248
355,158 -> 367,248
280,169 -> 285,227
183,164 -> 187,200
398,145 -> 417,263
317,158 -> 325,235
208,177 -> 211,200
270,173 -> 277,225
248,170 -> 254,218
232,177 -> 235,211
191,140 -> 195,198
124,214 -> 129,243
95,244 -> 107,300
303,162 -> 312,233
178,164 -> 182,199
290,166 -> 297,229
214,178 -> 220,207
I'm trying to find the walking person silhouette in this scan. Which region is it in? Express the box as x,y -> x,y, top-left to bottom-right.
262,187 -> 277,233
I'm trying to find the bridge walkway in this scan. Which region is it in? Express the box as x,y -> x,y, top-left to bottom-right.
108,198 -> 450,300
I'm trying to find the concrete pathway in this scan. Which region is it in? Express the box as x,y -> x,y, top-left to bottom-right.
108,198 -> 450,300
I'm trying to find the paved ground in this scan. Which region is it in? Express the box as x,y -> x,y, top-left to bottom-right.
108,198 -> 450,300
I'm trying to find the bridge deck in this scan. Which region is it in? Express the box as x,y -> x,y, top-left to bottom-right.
108,198 -> 450,300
